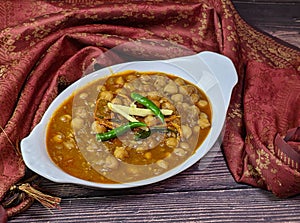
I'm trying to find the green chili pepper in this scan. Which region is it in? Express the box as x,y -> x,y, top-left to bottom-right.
135,126 -> 174,140
131,92 -> 165,123
96,122 -> 147,141
134,129 -> 152,140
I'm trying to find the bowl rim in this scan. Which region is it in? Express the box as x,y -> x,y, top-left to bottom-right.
20,51 -> 238,189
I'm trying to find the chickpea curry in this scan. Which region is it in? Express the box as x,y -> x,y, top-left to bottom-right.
46,70 -> 212,183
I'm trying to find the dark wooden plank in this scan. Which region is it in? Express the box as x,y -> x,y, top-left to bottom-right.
232,0 -> 300,49
9,188 -> 300,223
232,1 -> 300,31
262,30 -> 300,49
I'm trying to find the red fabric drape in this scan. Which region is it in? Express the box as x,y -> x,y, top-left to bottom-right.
0,0 -> 299,219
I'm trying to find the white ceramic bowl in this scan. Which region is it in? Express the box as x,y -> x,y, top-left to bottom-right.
20,51 -> 238,189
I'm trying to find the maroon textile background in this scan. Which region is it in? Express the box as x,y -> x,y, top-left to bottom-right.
0,0 -> 299,219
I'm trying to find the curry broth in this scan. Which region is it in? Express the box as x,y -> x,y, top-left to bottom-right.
46,71 -> 212,183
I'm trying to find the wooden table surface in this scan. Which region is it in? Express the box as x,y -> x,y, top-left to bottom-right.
9,1 -> 300,222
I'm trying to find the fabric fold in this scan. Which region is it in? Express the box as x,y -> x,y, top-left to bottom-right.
223,60 -> 300,198
275,127 -> 300,171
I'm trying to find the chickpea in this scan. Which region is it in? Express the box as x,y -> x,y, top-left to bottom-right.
197,99 -> 208,107
126,74 -> 137,81
174,77 -> 185,86
115,76 -> 124,85
171,94 -> 183,103
90,102 -> 95,108
182,103 -> 189,110
124,83 -> 134,91
79,92 -> 88,100
165,137 -> 178,148
71,117 -> 84,130
200,112 -> 208,119
157,159 -> 168,169
174,148 -> 187,157
59,114 -> 72,123
144,115 -> 156,126
182,125 -> 192,139
140,75 -> 152,83
185,85 -> 197,95
179,86 -> 189,95
91,121 -> 107,133
193,125 -> 200,133
99,91 -> 113,101
161,101 -> 175,111
179,142 -> 190,150
132,81 -> 142,90
190,93 -> 199,103
198,117 -> 211,129
52,133 -> 64,143
144,85 -> 154,92
190,105 -> 200,117
115,88 -> 123,94
154,76 -> 167,89
107,77 -> 115,85
144,152 -> 152,159
164,82 -> 178,94
114,147 -> 129,160
147,91 -> 160,101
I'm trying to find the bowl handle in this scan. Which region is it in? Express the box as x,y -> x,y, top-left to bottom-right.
20,124 -> 77,183
198,51 -> 238,108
